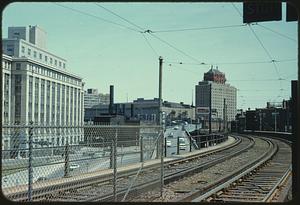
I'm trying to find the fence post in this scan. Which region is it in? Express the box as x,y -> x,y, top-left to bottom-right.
177,136 -> 180,155
189,135 -> 192,152
110,140 -> 113,169
113,126 -> 118,201
64,141 -> 70,177
140,134 -> 143,162
28,121 -> 33,201
164,137 -> 167,157
156,136 -> 159,159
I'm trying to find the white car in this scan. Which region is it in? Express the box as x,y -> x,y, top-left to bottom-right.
168,132 -> 174,138
173,126 -> 179,130
179,138 -> 186,150
166,140 -> 172,147
70,163 -> 80,170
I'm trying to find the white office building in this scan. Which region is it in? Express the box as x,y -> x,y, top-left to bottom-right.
195,67 -> 237,121
2,25 -> 85,155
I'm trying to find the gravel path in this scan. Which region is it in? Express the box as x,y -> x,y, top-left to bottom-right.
129,137 -> 270,202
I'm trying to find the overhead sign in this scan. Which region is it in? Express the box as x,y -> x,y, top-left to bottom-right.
196,107 -> 210,115
243,2 -> 282,23
286,3 -> 298,22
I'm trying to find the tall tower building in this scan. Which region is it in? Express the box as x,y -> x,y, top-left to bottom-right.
195,66 -> 237,122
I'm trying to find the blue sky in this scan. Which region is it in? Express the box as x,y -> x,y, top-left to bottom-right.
2,2 -> 297,110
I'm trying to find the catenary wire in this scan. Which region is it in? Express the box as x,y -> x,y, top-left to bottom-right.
94,3 -> 145,31
149,33 -> 202,64
247,24 -> 281,78
165,58 -> 296,66
53,3 -> 141,33
141,33 -> 160,58
257,23 -> 297,42
151,24 -> 247,33
231,3 -> 243,17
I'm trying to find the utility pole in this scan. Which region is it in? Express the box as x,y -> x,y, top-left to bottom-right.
158,56 -> 164,197
259,110 -> 262,131
209,84 -> 212,134
223,98 -> 226,132
274,111 -> 278,132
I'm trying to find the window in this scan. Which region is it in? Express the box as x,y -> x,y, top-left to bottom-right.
63,63 -> 65,68
50,58 -> 53,64
59,61 -> 61,67
21,46 -> 25,53
16,63 -> 21,70
45,55 -> 48,62
39,53 -> 42,59
54,60 -> 57,66
28,48 -> 31,56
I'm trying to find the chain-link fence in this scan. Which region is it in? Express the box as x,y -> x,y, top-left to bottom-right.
2,124 -> 162,201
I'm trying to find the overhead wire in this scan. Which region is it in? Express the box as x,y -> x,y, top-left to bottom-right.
151,24 -> 247,33
231,3 -> 243,17
94,3 -> 145,31
165,58 -> 296,66
149,33 -> 203,64
141,32 -> 160,58
94,3 -> 163,59
53,3 -> 141,33
256,23 -> 297,42
247,24 -> 281,79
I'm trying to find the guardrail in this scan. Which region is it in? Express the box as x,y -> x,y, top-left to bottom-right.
187,132 -> 228,150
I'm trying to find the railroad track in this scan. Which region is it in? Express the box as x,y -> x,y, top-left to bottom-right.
4,135 -> 256,202
175,136 -> 292,202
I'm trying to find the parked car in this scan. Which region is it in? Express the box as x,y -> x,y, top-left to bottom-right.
70,163 -> 80,170
173,126 -> 179,130
168,132 -> 174,138
37,177 -> 48,182
166,140 -> 172,147
179,138 -> 186,150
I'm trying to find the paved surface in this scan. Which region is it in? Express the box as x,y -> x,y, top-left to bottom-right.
2,135 -> 235,196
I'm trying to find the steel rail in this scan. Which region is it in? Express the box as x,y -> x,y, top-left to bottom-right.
186,136 -> 291,202
5,135 -> 249,201
57,136 -> 254,202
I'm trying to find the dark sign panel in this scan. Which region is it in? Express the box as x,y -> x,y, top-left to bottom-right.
243,2 -> 282,23
286,3 -> 298,22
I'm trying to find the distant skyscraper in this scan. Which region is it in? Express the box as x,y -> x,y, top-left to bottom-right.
195,66 -> 237,121
2,25 -> 85,154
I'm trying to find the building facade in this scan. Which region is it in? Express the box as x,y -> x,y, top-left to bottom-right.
84,88 -> 109,109
84,98 -> 195,123
244,100 -> 292,132
2,25 -> 85,155
195,67 -> 237,122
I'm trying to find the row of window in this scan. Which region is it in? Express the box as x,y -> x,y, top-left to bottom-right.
2,60 -> 12,69
21,45 -> 66,69
27,63 -> 82,86
27,78 -> 82,125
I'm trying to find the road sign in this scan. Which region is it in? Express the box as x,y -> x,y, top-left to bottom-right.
286,3 -> 298,22
243,2 -> 282,23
